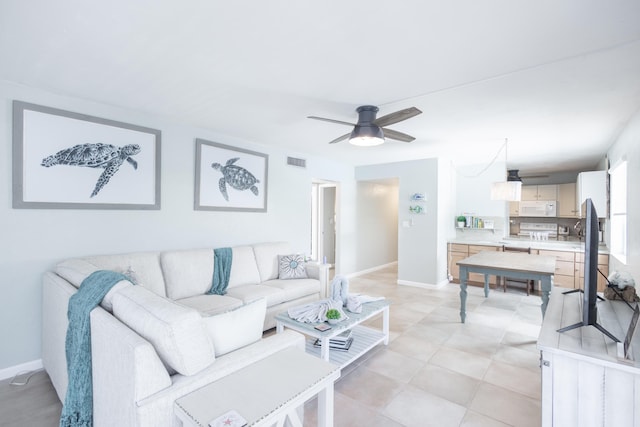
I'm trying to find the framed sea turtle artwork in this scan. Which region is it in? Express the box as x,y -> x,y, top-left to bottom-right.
12,101 -> 161,210
194,139 -> 268,212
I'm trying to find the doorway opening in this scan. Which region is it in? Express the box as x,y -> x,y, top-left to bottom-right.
311,180 -> 338,275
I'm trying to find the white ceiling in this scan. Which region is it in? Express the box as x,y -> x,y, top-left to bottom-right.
2,1 -> 640,174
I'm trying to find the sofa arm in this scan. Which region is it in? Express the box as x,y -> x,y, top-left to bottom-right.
42,272 -> 77,402
91,308 -> 172,426
306,262 -> 331,298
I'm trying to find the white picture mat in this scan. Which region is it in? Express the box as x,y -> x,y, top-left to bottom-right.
195,139 -> 268,212
13,101 -> 161,209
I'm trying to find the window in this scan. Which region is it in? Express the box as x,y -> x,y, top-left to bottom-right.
609,160 -> 627,263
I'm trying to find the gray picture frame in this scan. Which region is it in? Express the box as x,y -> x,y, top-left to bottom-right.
194,139 -> 268,212
12,101 -> 161,210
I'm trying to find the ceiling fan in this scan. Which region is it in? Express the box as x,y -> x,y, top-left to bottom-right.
307,105 -> 422,146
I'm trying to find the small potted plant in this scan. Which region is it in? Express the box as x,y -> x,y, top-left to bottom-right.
456,216 -> 467,228
326,308 -> 341,325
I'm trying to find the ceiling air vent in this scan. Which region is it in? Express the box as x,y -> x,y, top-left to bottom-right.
287,157 -> 306,168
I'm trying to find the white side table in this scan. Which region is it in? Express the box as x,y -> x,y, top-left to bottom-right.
174,347 -> 340,427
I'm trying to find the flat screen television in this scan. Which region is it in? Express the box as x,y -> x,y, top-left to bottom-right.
557,198 -> 619,342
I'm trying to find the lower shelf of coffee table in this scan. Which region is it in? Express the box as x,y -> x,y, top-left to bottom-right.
304,325 -> 386,368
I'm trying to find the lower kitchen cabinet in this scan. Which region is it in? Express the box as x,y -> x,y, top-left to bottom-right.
538,249 -> 576,289
448,243 -> 499,285
575,252 -> 609,292
448,243 -> 609,292
448,243 -> 468,283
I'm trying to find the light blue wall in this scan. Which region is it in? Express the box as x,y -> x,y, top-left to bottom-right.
356,159 -> 445,285
0,80 -> 356,370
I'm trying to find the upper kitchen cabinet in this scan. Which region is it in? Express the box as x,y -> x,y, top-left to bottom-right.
577,171 -> 607,217
521,184 -> 558,201
557,182 -> 579,218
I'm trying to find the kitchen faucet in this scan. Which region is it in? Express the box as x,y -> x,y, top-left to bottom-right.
574,220 -> 583,240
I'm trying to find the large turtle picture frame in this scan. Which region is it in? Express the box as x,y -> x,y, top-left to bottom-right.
194,139 -> 268,212
12,101 -> 161,210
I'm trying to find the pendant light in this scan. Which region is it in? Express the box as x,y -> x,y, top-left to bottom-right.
490,139 -> 522,201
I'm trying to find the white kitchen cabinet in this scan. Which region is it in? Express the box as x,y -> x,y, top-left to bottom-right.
577,170 -> 607,217
521,185 -> 557,201
557,182 -> 579,218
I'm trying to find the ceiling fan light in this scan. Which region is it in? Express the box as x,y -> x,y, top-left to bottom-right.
349,124 -> 385,146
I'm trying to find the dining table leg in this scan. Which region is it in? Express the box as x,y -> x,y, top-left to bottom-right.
459,267 -> 468,323
540,276 -> 553,317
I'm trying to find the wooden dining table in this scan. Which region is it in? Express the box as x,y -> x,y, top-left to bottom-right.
457,250 -> 557,323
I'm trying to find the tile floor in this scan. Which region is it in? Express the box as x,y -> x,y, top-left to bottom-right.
1,263 -> 544,426
303,264 -> 543,427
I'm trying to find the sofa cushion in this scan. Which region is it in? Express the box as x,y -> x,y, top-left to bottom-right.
55,259 -> 134,312
83,252 -> 166,297
278,254 -> 308,280
176,294 -> 243,316
225,284 -> 288,307
261,278 -> 322,303
252,242 -> 291,282
112,286 -> 215,376
227,246 -> 261,288
55,258 -> 100,288
160,249 -> 214,300
202,298 -> 267,356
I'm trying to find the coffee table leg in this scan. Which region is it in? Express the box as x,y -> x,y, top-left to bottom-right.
320,337 -> 330,361
276,321 -> 284,334
540,276 -> 552,317
317,382 -> 334,427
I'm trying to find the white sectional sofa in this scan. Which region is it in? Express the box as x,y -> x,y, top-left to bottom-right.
42,241 -> 328,427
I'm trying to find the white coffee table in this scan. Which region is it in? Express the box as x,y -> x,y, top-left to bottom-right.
275,299 -> 390,368
174,347 -> 340,427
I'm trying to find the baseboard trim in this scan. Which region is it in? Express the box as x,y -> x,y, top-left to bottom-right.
0,359 -> 43,381
397,278 -> 449,289
345,261 -> 398,279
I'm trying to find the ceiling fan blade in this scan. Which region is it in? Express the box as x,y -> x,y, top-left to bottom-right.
382,128 -> 415,142
307,116 -> 355,127
328,133 -> 350,144
373,107 -> 422,127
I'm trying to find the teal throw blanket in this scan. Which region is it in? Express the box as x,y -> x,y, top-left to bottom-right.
60,270 -> 131,427
209,247 -> 232,295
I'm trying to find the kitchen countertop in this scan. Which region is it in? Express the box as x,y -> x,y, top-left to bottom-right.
449,237 -> 609,254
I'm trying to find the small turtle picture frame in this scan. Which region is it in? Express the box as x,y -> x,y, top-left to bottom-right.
194,138 -> 268,212
12,101 -> 161,210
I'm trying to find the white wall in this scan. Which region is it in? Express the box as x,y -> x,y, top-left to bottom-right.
355,179 -> 399,270
437,158 -> 456,283
0,80 -> 356,370
607,108 -> 640,282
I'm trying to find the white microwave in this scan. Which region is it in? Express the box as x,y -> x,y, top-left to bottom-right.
519,200 -> 557,217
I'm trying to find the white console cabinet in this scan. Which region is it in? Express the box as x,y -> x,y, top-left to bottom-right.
538,288 -> 640,427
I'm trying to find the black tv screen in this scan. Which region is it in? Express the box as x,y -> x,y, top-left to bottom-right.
583,198 -> 599,325
557,198 -> 618,342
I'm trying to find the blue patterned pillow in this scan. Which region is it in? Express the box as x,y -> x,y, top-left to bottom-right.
278,254 -> 307,280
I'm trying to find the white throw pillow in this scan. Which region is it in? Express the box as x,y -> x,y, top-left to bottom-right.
112,286 -> 215,376
278,254 -> 307,280
202,298 -> 267,356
